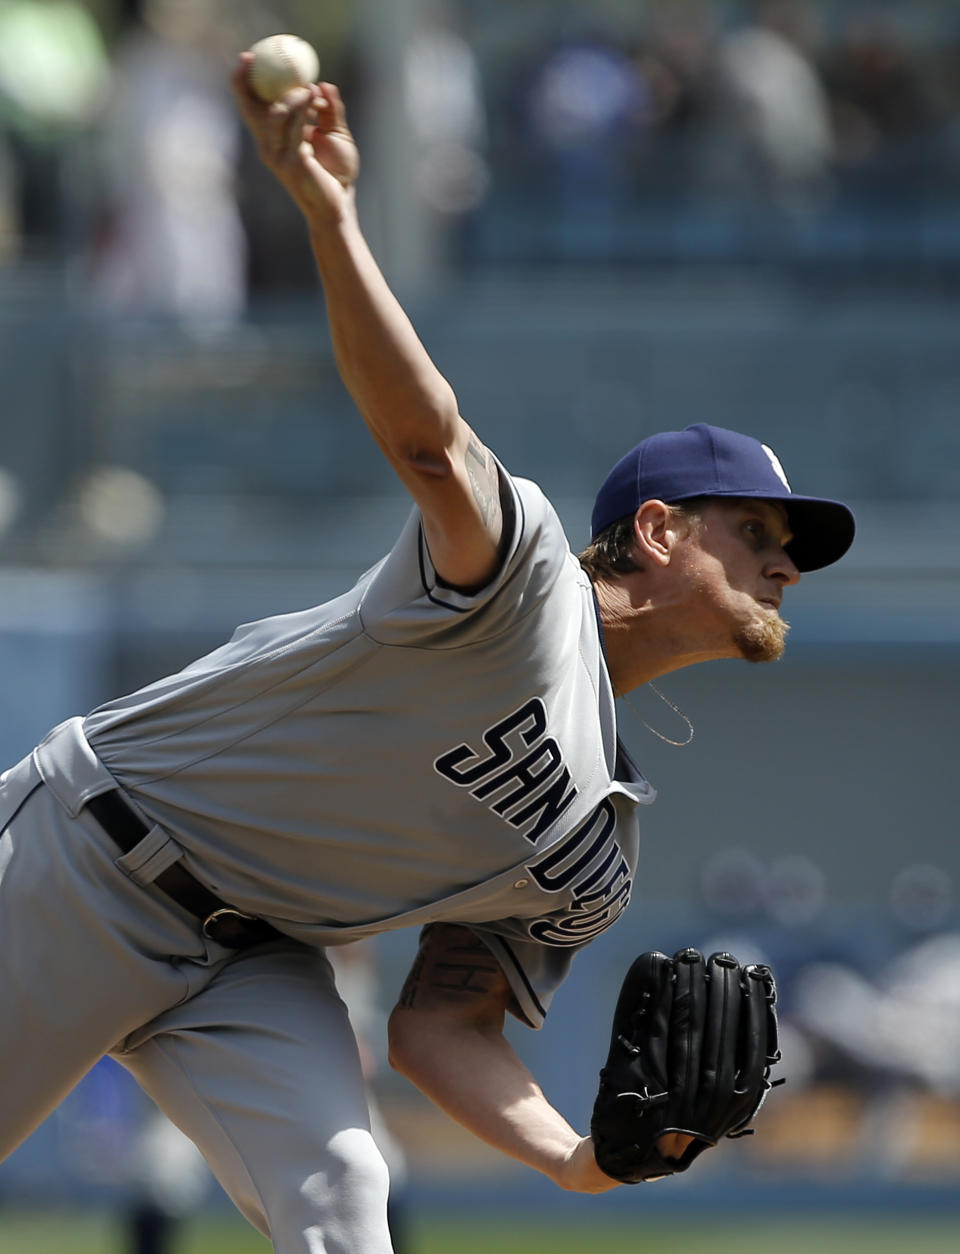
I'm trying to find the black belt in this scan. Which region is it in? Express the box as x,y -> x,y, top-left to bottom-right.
86,790 -> 282,950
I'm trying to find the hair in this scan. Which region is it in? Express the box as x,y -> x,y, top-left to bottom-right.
578,500 -> 704,580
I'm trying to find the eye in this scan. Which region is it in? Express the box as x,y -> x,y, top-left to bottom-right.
743,520 -> 766,543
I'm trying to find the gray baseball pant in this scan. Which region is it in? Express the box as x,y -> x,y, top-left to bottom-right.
0,748 -> 394,1254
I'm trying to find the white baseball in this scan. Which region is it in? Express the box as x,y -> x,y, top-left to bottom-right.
247,34 -> 320,103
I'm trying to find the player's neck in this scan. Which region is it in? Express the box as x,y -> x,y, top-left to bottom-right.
592,574 -> 734,696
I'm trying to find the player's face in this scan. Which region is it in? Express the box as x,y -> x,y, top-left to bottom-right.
674,499 -> 800,663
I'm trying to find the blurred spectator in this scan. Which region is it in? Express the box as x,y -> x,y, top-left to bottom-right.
89,0 -> 259,334
403,0 -> 488,222
123,1111 -> 210,1254
763,853 -> 827,929
792,930 -> 960,1099
699,846 -> 765,919
0,0 -> 110,259
54,1056 -> 210,1254
823,9 -> 935,168
704,0 -> 835,214
634,0 -> 718,142
889,862 -> 954,934
519,25 -> 653,248
0,127 -> 17,263
785,856 -> 959,1176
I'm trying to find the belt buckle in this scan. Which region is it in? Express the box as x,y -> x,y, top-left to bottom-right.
202,907 -> 261,948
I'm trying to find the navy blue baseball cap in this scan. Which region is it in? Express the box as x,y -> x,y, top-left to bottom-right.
591,423 -> 855,572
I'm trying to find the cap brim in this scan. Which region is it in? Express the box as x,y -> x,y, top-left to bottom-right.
777,496 -> 855,572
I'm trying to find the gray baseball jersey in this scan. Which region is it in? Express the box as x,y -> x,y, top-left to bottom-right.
73,466 -> 655,1026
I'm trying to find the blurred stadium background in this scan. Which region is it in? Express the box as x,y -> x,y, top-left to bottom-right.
1,0 -> 959,1250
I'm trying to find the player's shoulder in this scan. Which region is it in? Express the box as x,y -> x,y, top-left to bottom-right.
500,464 -> 572,556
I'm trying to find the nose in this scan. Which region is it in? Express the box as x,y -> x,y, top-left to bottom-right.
768,547 -> 801,587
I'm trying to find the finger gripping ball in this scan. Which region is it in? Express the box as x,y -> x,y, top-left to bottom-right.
248,34 -> 320,102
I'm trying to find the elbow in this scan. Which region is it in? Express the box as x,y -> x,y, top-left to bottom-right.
394,390 -> 464,477
387,1003 -> 484,1081
427,380 -> 461,435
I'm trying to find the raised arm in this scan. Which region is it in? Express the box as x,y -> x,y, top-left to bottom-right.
231,59 -> 505,590
387,923 -> 618,1193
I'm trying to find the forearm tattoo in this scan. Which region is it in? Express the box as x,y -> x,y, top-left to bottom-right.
466,436 -> 501,530
399,928 -> 500,1009
398,948 -> 427,1009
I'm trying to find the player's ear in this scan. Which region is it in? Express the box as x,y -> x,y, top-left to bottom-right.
632,500 -> 674,567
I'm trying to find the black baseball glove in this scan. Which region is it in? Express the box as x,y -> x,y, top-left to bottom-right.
590,947 -> 782,1183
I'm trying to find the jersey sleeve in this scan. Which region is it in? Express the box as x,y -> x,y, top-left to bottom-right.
357,460 -> 572,645
465,922 -> 593,1030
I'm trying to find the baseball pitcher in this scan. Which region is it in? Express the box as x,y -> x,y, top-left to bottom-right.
0,58 -> 854,1253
